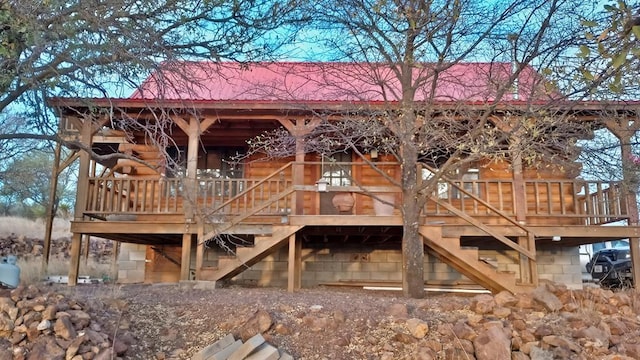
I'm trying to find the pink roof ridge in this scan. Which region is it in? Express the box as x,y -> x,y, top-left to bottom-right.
129,61 -> 555,103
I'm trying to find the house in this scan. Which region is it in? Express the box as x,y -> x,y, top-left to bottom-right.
47,62 -> 640,293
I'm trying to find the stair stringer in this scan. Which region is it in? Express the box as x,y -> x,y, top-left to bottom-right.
205,225 -> 303,281
419,226 -> 526,294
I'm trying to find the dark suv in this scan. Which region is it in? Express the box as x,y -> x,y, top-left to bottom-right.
586,247 -> 633,288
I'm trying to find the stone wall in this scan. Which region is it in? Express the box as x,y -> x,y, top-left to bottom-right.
116,241 -> 584,290
231,245 -> 583,289
116,243 -> 146,284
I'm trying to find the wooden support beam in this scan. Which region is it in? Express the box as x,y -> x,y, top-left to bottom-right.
69,117 -> 93,286
171,115 -> 190,134
82,235 -> 90,266
200,117 -> 218,132
511,151 -> 537,286
184,118 -> 200,222
293,139 -> 305,215
611,127 -> 640,290
181,233 -> 193,280
68,233 -> 82,286
43,142 -> 62,271
111,241 -> 120,282
287,233 -> 302,292
58,151 -> 79,174
281,119 -> 322,216
195,224 -> 204,280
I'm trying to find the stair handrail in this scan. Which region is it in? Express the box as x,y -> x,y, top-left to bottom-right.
421,164 -> 535,236
201,186 -> 295,242
206,162 -> 293,215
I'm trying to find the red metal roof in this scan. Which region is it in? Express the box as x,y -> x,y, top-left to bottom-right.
129,62 -> 551,103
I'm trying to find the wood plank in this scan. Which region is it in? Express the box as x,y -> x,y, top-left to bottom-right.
211,340 -> 243,360
244,343 -> 280,360
191,334 -> 235,360
228,334 -> 265,360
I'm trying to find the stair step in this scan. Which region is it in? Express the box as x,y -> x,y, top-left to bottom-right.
115,159 -> 162,175
235,247 -> 257,257
116,158 -> 162,167
202,225 -> 302,281
421,231 -> 520,294
118,143 -> 160,153
479,257 -> 499,268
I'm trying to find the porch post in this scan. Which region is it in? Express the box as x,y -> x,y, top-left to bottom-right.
293,138 -> 305,215
69,117 -> 93,286
82,235 -> 90,265
287,233 -> 302,292
181,233 -> 193,280
69,234 -> 82,285
619,138 -> 640,288
277,117 -> 321,216
43,142 -> 62,271
185,118 -> 200,222
110,241 -> 120,282
606,120 -> 640,289
512,148 -> 537,286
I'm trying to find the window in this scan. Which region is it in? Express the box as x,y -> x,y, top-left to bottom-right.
422,168 -> 449,198
422,167 -> 479,199
457,169 -> 480,198
197,148 -> 245,198
197,148 -> 244,179
321,152 -> 352,186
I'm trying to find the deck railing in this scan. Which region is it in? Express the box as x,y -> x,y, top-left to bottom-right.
203,162 -> 294,218
84,168 -> 628,226
86,177 -> 182,215
425,179 -> 627,225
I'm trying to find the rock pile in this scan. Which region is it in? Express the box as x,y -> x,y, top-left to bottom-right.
0,284 -> 131,360
0,234 -> 113,261
375,282 -> 640,359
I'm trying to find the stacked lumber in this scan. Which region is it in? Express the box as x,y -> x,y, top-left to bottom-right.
192,333 -> 293,360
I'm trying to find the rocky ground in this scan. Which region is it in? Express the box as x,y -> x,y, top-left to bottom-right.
1,281 -> 640,359
2,232 -> 640,359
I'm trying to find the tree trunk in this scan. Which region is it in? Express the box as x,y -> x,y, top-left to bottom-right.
400,142 -> 424,298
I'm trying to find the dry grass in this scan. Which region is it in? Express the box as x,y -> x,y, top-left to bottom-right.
0,216 -> 113,285
17,257 -> 113,285
0,216 -> 71,239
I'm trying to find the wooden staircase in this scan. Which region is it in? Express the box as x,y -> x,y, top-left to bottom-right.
420,226 -> 535,294
200,225 -> 303,281
113,143 -> 164,176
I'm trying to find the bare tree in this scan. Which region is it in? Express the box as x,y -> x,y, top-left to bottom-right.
240,0 -> 599,297
0,0 -> 303,155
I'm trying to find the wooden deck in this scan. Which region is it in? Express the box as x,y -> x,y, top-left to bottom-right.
68,160 -> 638,293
